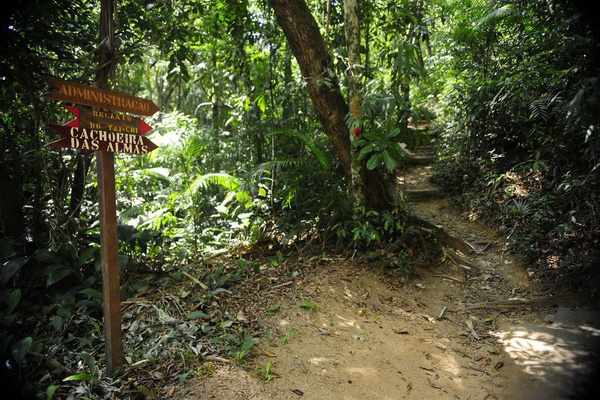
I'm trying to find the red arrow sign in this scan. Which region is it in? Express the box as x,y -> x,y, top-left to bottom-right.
46,124 -> 158,155
41,75 -> 159,116
64,106 -> 153,135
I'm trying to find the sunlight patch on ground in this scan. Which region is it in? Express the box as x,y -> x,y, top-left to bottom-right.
494,308 -> 600,399
343,365 -> 377,377
308,356 -> 334,372
335,314 -> 360,329
495,327 -> 573,377
431,351 -> 462,377
276,318 -> 290,328
580,324 -> 600,336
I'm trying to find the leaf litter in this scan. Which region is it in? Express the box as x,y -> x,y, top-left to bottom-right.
48,171 -> 596,400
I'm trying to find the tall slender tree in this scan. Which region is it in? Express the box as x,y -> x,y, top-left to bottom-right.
344,0 -> 365,208
268,0 -> 395,210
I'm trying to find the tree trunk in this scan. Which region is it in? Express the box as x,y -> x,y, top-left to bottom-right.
269,0 -> 395,210
344,0 -> 366,209
268,0 -> 352,175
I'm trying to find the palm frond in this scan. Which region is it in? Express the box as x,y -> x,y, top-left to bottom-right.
476,4 -> 514,28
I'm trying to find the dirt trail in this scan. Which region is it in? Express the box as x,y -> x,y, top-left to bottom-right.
175,145 -> 600,400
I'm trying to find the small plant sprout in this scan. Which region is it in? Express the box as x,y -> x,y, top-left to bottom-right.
280,327 -> 298,345
299,301 -> 319,315
234,334 -> 260,364
256,360 -> 276,381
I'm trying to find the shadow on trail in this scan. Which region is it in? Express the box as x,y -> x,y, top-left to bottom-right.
497,307 -> 600,400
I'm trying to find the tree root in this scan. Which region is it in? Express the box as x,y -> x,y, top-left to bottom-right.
386,213 -> 476,272
28,351 -> 69,374
404,213 -> 473,256
462,295 -> 585,311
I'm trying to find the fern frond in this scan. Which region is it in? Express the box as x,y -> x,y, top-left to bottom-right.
189,172 -> 240,193
274,129 -> 331,171
250,159 -> 306,182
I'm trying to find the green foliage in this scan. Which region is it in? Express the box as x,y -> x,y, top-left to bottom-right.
353,128 -> 411,170
279,327 -> 298,345
299,301 -> 320,315
3,0 -> 598,397
431,0 -> 600,279
349,79 -> 433,172
256,360 -> 276,381
210,327 -> 259,365
234,334 -> 260,364
332,207 -> 406,249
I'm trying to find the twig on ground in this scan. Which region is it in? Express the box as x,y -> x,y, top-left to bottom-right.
462,296 -> 583,311
466,320 -> 480,340
271,281 -> 293,289
432,274 -> 465,284
182,271 -> 209,290
437,306 -> 448,320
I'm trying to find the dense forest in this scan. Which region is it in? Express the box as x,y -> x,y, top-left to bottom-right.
1,0 -> 599,398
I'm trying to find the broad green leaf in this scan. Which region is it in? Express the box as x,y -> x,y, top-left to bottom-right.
352,138 -> 367,147
357,143 -> 377,161
5,288 -> 21,315
362,130 -> 381,141
77,247 -> 98,268
49,315 -> 63,330
79,288 -> 103,301
42,265 -> 72,286
12,336 -> 32,367
255,95 -> 266,113
384,127 -> 401,139
0,255 -> 29,284
56,307 -> 71,319
143,167 -> 171,182
46,384 -> 58,400
187,310 -> 210,319
366,153 -> 383,170
235,190 -> 252,205
136,385 -> 154,397
63,373 -> 95,382
57,242 -> 78,267
33,249 -> 60,264
382,150 -> 398,170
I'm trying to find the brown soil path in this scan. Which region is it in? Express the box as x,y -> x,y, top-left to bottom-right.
174,145 -> 600,400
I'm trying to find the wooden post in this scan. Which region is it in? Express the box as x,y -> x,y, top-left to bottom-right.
42,0 -> 157,377
97,0 -> 122,375
97,150 -> 123,374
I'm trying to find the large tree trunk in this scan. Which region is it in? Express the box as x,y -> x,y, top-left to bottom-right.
268,0 -> 351,174
269,0 -> 395,210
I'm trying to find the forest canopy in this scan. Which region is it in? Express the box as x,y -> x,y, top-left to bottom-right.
1,0 -> 599,398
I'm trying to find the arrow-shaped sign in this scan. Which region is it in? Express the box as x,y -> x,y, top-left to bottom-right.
64,106 -> 153,135
41,75 -> 159,117
46,124 -> 158,155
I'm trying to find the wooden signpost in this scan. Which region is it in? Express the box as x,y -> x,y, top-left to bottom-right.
42,75 -> 159,374
40,75 -> 159,116
43,79 -> 158,156
46,123 -> 158,154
